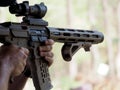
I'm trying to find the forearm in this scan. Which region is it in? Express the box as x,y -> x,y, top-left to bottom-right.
0,59 -> 12,90
0,74 -> 9,90
0,71 -> 10,90
8,73 -> 28,90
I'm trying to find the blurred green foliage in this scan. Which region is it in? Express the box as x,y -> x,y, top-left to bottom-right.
0,0 -> 119,90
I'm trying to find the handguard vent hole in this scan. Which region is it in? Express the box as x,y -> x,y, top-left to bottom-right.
73,34 -> 80,37
63,33 -> 70,36
92,35 -> 99,38
82,34 -> 90,37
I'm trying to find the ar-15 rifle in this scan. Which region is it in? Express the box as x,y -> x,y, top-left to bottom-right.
0,1 -> 104,90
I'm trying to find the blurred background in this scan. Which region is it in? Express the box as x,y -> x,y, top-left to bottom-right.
0,0 -> 120,90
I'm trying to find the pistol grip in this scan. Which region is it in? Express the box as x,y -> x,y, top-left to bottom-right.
28,45 -> 52,90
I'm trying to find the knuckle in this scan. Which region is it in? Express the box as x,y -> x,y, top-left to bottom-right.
18,47 -> 23,50
49,46 -> 52,50
48,52 -> 54,57
23,54 -> 28,60
46,57 -> 53,67
19,47 -> 29,55
49,52 -> 52,57
46,39 -> 54,45
39,45 -> 52,51
46,46 -> 52,51
46,52 -> 51,57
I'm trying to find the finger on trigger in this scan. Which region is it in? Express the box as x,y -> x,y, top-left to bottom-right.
45,39 -> 54,45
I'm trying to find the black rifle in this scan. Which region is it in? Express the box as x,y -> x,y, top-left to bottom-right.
0,1 -> 104,90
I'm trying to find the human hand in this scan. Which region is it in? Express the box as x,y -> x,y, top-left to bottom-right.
23,39 -> 54,77
0,44 -> 29,77
39,39 -> 54,67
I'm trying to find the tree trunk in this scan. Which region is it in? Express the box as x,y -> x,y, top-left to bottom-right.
87,0 -> 101,76
101,0 -> 117,89
115,1 -> 120,79
101,0 -> 116,78
66,0 -> 78,78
